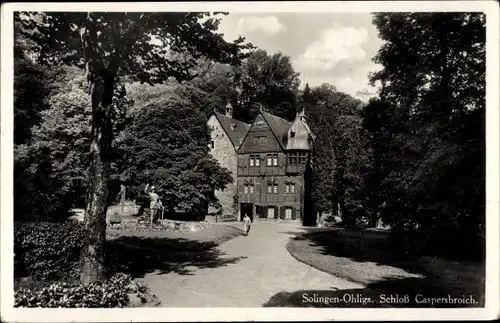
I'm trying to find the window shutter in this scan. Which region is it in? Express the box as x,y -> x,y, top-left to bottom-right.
291,207 -> 297,220
280,206 -> 286,219
262,206 -> 268,218
274,206 -> 279,219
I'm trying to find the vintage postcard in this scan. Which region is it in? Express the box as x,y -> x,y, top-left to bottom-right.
1,1 -> 499,321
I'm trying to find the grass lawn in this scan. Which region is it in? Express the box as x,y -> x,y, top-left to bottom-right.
107,224 -> 244,250
16,224 -> 244,291
287,228 -> 485,307
106,224 -> 245,277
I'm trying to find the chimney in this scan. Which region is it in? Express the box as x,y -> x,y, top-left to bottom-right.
225,102 -> 233,118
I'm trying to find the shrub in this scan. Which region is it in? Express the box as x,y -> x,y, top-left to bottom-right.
14,220 -> 85,281
15,273 -> 149,308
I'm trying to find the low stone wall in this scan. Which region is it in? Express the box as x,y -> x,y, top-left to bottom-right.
158,219 -> 213,232
106,216 -> 215,234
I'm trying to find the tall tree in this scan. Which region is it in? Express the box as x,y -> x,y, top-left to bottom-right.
235,49 -> 300,122
306,85 -> 368,224
14,19 -> 52,145
15,65 -> 132,221
120,95 -> 233,219
18,11 -> 252,282
185,59 -> 239,117
367,13 -> 485,257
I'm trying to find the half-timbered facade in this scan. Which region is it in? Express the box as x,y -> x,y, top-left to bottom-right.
209,105 -> 315,225
236,109 -> 314,224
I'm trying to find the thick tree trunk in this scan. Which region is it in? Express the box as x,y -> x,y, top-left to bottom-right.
80,73 -> 115,283
78,12 -> 121,283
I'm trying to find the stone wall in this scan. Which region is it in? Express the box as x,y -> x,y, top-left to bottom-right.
208,115 -> 238,216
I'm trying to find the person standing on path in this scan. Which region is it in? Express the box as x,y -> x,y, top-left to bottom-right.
243,214 -> 251,236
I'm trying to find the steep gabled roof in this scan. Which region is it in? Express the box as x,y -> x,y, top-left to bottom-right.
260,110 -> 292,150
213,111 -> 251,149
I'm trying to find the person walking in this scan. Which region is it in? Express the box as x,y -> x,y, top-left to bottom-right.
243,214 -> 251,236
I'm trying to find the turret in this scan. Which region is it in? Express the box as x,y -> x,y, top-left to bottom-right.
286,108 -> 314,150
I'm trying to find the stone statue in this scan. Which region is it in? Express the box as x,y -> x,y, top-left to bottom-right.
144,184 -> 163,225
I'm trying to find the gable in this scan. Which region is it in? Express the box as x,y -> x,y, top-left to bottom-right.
210,112 -> 250,150
261,111 -> 291,150
238,113 -> 283,153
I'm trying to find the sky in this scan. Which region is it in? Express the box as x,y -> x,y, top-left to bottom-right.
217,13 -> 384,100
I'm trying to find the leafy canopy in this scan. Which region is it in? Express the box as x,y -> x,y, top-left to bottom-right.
18,12 -> 253,83
363,13 -> 485,257
119,95 -> 233,219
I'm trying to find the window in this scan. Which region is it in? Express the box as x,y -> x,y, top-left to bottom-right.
250,154 -> 260,167
210,140 -> 214,149
298,152 -> 308,164
267,153 -> 278,166
285,183 -> 295,193
285,207 -> 292,220
288,152 -> 308,165
267,182 -> 278,194
253,136 -> 267,145
267,207 -> 275,219
244,182 -> 254,194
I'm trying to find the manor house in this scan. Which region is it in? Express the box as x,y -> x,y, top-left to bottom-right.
208,103 -> 315,226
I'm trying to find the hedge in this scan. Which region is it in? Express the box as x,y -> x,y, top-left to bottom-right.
15,273 -> 149,308
14,220 -> 85,281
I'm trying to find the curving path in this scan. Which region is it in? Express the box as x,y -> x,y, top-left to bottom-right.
139,222 -> 365,307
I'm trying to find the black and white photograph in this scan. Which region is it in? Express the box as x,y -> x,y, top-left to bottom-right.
1,1 -> 499,322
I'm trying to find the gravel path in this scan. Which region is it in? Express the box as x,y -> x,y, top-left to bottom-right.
140,222 -> 364,307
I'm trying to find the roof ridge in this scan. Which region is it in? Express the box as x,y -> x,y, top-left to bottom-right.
261,110 -> 291,124
214,110 -> 250,126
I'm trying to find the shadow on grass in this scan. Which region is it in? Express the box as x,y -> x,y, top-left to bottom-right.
280,228 -> 485,307
263,282 -> 483,308
106,235 -> 247,278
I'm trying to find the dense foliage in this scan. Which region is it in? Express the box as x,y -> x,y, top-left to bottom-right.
362,13 -> 486,258
13,11 -> 486,293
14,58 -> 51,145
305,84 -> 369,225
14,66 -> 132,221
15,273 -> 149,308
18,11 -> 253,282
234,49 -> 300,122
119,96 -> 233,220
177,49 -> 301,122
14,221 -> 85,281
